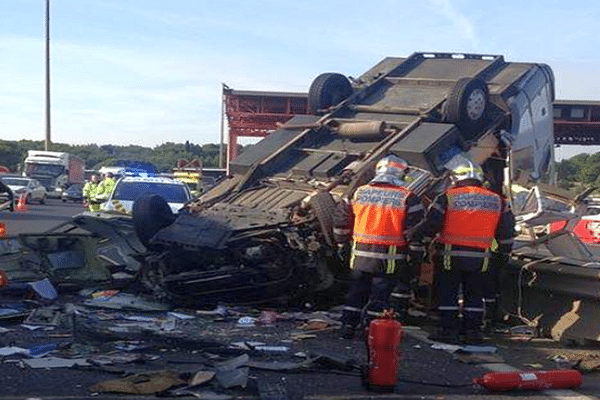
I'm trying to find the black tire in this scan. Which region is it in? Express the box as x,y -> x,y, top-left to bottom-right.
39,195 -> 46,205
308,191 -> 337,248
62,199 -> 67,202
308,73 -> 353,115
443,77 -> 489,137
132,194 -> 176,247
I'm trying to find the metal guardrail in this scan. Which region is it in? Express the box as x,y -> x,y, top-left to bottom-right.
501,252 -> 600,343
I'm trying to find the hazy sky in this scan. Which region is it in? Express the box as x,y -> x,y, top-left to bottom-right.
1,0 -> 600,157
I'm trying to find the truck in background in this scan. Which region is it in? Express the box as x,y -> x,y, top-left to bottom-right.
23,151 -> 85,198
173,168 -> 202,197
172,159 -> 203,197
172,159 -> 226,197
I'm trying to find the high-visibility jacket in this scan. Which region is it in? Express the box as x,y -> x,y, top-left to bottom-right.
438,185 -> 502,249
82,181 -> 95,199
94,177 -> 116,202
83,182 -> 101,212
352,184 -> 409,247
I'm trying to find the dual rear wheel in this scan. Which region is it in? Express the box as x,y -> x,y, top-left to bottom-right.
307,72 -> 490,137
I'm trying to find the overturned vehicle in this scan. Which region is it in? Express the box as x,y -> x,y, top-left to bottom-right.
128,52 -> 577,309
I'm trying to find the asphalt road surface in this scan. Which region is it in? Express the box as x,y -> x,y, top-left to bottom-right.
1,197 -> 84,236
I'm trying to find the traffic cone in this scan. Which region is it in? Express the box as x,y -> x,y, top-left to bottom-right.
0,270 -> 8,288
0,223 -> 6,239
15,193 -> 28,212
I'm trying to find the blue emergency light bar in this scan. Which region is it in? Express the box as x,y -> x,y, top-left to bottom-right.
122,168 -> 155,178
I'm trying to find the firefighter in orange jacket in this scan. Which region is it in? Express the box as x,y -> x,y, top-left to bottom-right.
336,155 -> 425,338
416,156 -> 514,344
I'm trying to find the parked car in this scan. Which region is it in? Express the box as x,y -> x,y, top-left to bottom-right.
0,177 -> 14,212
1,177 -> 47,204
102,176 -> 192,215
549,200 -> 600,255
61,184 -> 84,203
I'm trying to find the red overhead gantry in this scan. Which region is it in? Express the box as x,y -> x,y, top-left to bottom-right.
222,88 -> 600,163
222,85 -> 307,163
553,100 -> 600,145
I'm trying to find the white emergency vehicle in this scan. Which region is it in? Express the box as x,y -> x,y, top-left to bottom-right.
101,176 -> 192,215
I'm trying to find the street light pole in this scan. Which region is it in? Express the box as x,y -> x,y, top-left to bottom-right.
219,83 -> 226,169
44,0 -> 51,151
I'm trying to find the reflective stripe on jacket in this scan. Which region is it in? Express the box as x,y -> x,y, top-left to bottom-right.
438,185 -> 502,250
352,184 -> 408,246
349,242 -> 407,274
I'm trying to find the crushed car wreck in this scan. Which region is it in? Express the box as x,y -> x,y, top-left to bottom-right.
127,52 -> 583,313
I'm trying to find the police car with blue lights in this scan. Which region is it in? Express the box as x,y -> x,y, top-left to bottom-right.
101,174 -> 192,215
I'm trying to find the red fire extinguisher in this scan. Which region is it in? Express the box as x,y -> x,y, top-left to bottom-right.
366,309 -> 403,392
474,369 -> 583,392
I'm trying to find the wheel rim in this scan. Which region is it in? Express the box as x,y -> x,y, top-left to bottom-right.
466,88 -> 486,121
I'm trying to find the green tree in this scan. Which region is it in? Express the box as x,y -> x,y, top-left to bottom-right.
1,139 -> 237,173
